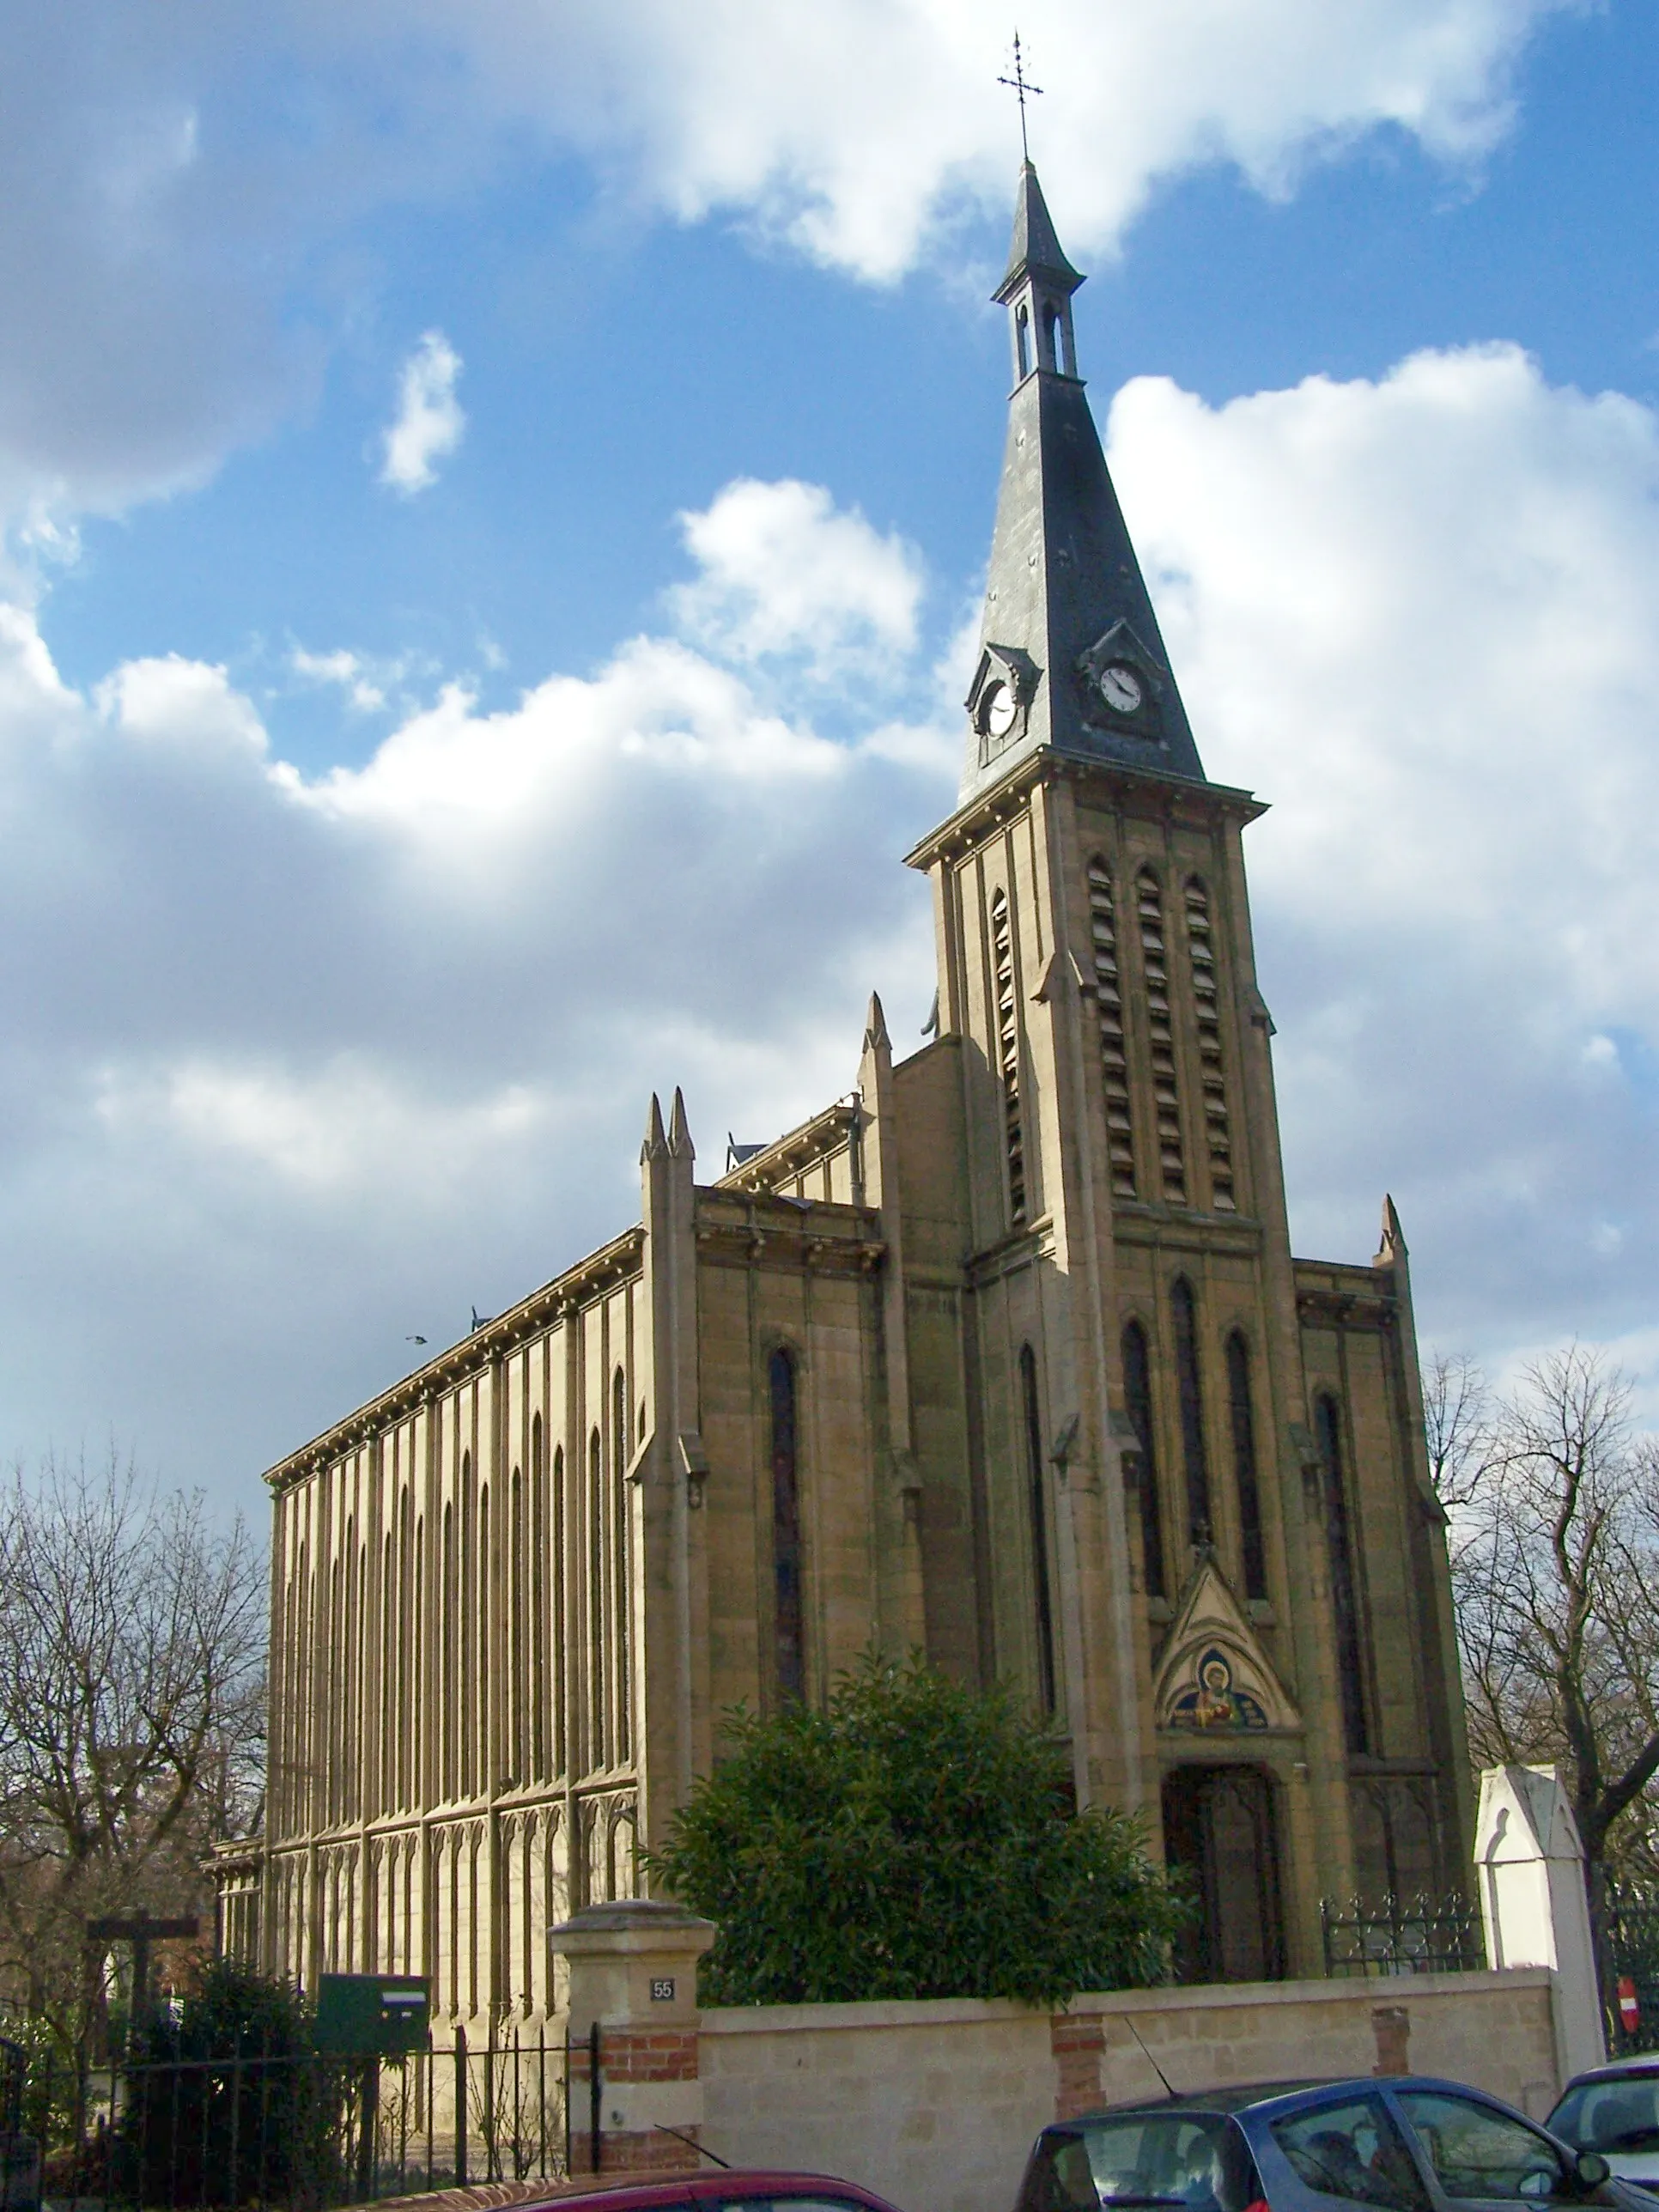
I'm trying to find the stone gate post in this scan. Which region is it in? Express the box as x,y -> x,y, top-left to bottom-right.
1475,1765 -> 1605,2086
550,1899 -> 717,2177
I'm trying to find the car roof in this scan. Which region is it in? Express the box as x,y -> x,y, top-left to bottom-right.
1054,2075 -> 1526,2124
518,2170 -> 900,2212
1054,2080 -> 1350,2120
1559,2062 -> 1659,2090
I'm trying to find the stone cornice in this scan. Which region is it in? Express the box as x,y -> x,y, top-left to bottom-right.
263,1224 -> 646,1493
714,1097 -> 860,1195
695,1189 -> 884,1277
903,746 -> 1266,872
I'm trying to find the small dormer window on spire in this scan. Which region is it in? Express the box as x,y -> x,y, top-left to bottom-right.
1016,305 -> 1030,381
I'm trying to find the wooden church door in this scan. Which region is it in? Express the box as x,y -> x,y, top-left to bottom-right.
1161,1764 -> 1286,1984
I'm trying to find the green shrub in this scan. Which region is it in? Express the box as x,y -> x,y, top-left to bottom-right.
646,1653 -> 1188,2008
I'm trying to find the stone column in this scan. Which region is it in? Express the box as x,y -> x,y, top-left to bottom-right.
1475,1765 -> 1605,2086
550,1899 -> 717,2177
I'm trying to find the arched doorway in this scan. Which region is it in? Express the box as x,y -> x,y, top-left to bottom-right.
1162,1764 -> 1285,1984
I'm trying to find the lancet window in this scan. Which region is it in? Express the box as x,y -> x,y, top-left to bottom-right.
1020,1346 -> 1057,1712
1185,878 -> 1236,1212
770,1346 -> 805,1702
990,888 -> 1027,1225
587,1427 -> 605,1766
1171,1277 -> 1212,1544
612,1367 -> 632,1764
1088,859 -> 1136,1199
1138,870 -> 1186,1204
1121,1320 -> 1166,1599
550,1441 -> 566,1778
1226,1331 -> 1267,1601
1315,1393 -> 1370,1754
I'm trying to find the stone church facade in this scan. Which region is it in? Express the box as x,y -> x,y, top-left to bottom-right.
217,164 -> 1473,2015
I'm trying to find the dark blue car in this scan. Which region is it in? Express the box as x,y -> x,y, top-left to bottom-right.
1016,2076 -> 1632,2212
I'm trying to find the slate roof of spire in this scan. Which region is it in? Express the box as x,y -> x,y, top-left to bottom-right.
998,160 -> 1083,299
961,163 -> 1209,803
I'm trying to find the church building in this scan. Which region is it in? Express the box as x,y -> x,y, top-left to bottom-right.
218,164 -> 1473,2008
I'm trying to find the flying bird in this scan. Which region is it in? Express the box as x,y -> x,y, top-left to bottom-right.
406,1334 -> 428,1346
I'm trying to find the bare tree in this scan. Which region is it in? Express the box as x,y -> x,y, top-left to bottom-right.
1423,1350 -> 1495,1511
0,1451 -> 266,2045
1439,1346 -> 1659,1929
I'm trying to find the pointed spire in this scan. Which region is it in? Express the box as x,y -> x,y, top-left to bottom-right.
864,991 -> 891,1054
958,162 -> 1207,802
997,161 -> 1081,301
1376,1194 -> 1408,1266
667,1086 -> 695,1162
641,1092 -> 668,1166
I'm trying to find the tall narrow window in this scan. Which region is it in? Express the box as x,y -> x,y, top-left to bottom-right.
990,888 -> 1026,1224
1170,1278 -> 1212,1543
441,1502 -> 454,1801
1185,878 -> 1236,1212
1316,1394 -> 1370,1754
1138,870 -> 1186,1204
1226,1332 -> 1267,1601
460,1451 -> 475,1799
613,1368 -> 632,1764
1088,860 -> 1136,1199
530,1417 -> 546,1784
509,1466 -> 524,1784
551,1443 -> 566,1778
1121,1321 -> 1166,1599
1020,1346 -> 1057,1713
588,1428 -> 605,1766
770,1348 -> 805,1702
1016,304 -> 1030,379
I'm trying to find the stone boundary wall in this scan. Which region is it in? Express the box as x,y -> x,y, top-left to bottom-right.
700,1969 -> 1559,2212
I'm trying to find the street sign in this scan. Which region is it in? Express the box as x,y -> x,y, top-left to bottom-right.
1619,1976 -> 1641,2034
314,1974 -> 430,2056
85,1917 -> 199,1944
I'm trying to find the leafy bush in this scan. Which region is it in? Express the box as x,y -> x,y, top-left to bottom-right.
113,1958 -> 345,2207
646,1653 -> 1188,2007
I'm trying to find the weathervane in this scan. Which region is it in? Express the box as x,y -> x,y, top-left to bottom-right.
998,31 -> 1043,161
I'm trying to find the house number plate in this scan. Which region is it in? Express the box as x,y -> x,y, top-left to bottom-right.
650,1978 -> 676,2002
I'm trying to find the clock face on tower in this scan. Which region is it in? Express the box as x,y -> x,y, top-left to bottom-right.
1096,662 -> 1143,714
981,680 -> 1018,738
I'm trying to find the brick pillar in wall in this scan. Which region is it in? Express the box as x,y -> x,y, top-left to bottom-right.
551,1899 -> 718,2178
1052,2012 -> 1106,2119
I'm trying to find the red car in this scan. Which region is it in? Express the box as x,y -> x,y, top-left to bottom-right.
525,2169 -> 906,2212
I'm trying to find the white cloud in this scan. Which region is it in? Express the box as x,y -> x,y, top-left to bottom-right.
290,647 -> 386,714
0,479 -> 945,1492
387,0 -> 1581,281
670,478 -> 923,678
1103,343 -> 1659,1363
0,1 -> 1581,533
379,331 -> 465,495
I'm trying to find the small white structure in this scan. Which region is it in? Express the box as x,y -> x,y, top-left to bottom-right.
1476,1765 -> 1605,2084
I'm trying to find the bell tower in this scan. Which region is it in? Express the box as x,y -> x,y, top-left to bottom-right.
902,162 -> 1471,1978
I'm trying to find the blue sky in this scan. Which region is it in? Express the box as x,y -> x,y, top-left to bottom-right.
5,0 -> 1659,1507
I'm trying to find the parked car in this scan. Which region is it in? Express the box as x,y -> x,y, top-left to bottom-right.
1015,2075 -> 1631,2212
1548,2060 -> 1659,2195
524,2168 -> 907,2212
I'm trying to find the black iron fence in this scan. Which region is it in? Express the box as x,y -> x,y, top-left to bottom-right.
1320,1893 -> 1485,1978
15,2021 -> 573,2210
1603,1881 -> 1659,2056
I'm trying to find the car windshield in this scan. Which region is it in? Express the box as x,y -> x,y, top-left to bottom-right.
1550,2076 -> 1659,2154
1021,2114 -> 1259,2212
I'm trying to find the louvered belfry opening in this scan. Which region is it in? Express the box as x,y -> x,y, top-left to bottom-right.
1186,876 -> 1236,1212
1088,858 -> 1137,1199
1137,868 -> 1186,1205
991,888 -> 1027,1224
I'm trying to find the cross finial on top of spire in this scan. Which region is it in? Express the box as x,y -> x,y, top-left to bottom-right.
998,31 -> 1043,162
